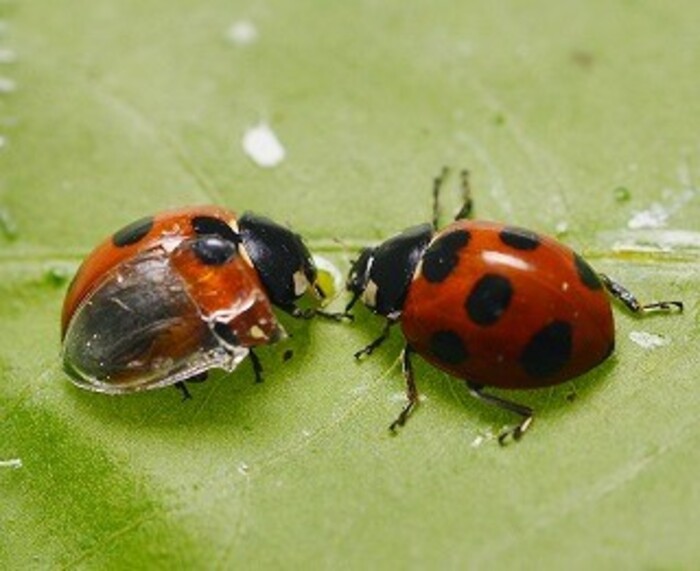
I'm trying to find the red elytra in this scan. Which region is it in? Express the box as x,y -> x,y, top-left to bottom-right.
401,220 -> 615,390
61,205 -> 238,337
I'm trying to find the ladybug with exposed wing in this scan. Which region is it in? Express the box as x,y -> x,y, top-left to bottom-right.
61,206 -> 346,397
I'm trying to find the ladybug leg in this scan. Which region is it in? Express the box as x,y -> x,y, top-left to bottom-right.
353,319 -> 394,359
175,381 -> 193,401
599,274 -> 684,314
174,372 -> 208,401
389,344 -> 419,432
249,349 -> 264,383
466,382 -> 534,445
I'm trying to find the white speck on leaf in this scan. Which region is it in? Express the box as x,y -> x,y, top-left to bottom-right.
629,331 -> 670,350
227,20 -> 258,46
0,458 -> 22,469
627,203 -> 669,229
350,383 -> 369,396
471,430 -> 494,448
237,462 -> 250,475
627,166 -> 698,230
242,123 -> 286,168
0,206 -> 18,239
0,48 -> 16,64
0,76 -> 16,93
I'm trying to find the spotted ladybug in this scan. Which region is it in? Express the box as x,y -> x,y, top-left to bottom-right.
62,205 -> 345,396
346,169 -> 683,443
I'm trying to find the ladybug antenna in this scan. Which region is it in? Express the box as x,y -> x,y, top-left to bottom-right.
454,169 -> 473,221
345,290 -> 362,313
431,166 -> 451,229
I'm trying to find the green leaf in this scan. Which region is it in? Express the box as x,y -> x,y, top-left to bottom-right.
2,1 -> 698,568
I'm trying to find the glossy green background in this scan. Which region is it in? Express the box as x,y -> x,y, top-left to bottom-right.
1,1 -> 698,568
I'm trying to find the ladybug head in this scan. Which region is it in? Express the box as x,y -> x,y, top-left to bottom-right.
345,246 -> 374,309
238,213 -> 322,308
345,223 -> 433,319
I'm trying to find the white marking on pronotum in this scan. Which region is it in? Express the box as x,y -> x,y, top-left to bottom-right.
629,331 -> 670,350
362,279 -> 378,309
293,270 -> 310,297
249,325 -> 265,339
242,122 -> 286,168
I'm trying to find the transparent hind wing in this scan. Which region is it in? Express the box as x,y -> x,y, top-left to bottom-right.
62,249 -> 252,394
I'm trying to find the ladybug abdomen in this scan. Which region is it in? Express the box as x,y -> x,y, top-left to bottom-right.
401,221 -> 614,389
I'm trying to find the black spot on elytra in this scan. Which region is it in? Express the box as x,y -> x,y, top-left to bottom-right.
465,274 -> 513,326
192,216 -> 240,243
499,226 -> 541,251
574,253 -> 602,290
192,237 -> 237,266
112,216 -> 154,248
421,230 -> 471,283
430,330 -> 468,364
213,321 -> 239,346
520,320 -> 573,377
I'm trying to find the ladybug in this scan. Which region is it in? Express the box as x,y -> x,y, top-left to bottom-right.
62,205 -> 345,397
346,169 -> 683,443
